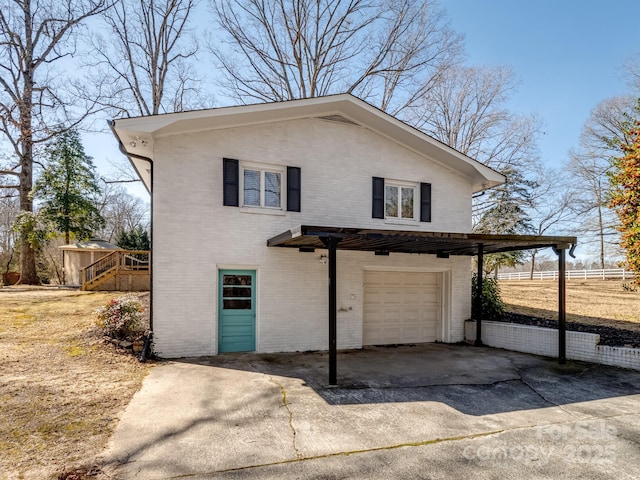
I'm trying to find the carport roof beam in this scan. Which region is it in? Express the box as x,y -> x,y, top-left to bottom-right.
267,226 -> 577,257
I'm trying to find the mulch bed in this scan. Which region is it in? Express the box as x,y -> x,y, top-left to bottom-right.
498,312 -> 640,349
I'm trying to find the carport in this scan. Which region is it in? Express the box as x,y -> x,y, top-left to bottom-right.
268,225 -> 577,385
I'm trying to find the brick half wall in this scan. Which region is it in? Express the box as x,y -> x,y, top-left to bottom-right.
465,320 -> 640,371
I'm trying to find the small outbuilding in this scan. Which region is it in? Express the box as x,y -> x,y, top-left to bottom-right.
59,239 -> 122,286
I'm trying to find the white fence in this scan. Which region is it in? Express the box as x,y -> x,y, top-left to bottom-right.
497,268 -> 631,281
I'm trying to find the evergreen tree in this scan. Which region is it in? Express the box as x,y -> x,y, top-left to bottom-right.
115,226 -> 151,251
474,167 -> 537,272
609,109 -> 640,285
33,130 -> 105,245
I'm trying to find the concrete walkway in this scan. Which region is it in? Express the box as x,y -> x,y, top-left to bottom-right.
101,344 -> 640,479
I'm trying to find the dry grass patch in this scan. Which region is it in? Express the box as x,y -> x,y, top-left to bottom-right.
0,288 -> 151,480
500,280 -> 640,331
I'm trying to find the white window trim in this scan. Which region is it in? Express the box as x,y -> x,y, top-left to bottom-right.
384,179 -> 418,222
240,162 -> 285,211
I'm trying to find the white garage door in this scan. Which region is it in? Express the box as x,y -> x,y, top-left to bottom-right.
363,271 -> 441,346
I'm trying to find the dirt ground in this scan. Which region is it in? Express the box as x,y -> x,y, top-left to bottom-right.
500,279 -> 640,332
0,287 -> 151,480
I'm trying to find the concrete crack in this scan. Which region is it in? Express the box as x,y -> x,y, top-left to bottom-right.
188,429 -> 505,477
504,356 -> 579,418
269,376 -> 303,459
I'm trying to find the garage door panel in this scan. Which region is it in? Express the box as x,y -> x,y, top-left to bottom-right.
363,271 -> 441,346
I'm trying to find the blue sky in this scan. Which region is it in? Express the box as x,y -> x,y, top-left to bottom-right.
90,0 -> 639,198
444,0 -> 638,168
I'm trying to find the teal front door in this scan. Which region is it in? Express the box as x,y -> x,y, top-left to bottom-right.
218,270 -> 256,353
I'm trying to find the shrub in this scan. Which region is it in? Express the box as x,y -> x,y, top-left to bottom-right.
95,294 -> 145,341
471,273 -> 505,320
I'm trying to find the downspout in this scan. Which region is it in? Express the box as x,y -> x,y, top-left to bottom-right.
107,120 -> 154,362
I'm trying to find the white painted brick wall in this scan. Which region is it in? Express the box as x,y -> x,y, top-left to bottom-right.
152,118 -> 475,357
465,321 -> 640,371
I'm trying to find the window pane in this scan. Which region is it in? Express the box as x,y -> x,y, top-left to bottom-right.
264,171 -> 281,208
223,275 -> 252,286
401,187 -> 414,219
223,299 -> 252,309
243,170 -> 260,206
385,186 -> 398,217
223,287 -> 252,297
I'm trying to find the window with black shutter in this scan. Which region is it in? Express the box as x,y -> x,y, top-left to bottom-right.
374,177 -> 431,223
224,158 -> 300,212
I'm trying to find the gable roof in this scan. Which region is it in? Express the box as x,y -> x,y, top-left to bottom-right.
109,94 -> 505,193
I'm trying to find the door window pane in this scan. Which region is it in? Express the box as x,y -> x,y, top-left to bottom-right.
223,299 -> 252,309
223,287 -> 252,297
223,275 -> 253,286
243,169 -> 260,206
264,171 -> 281,208
401,187 -> 414,219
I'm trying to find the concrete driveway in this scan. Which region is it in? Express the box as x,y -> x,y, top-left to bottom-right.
101,344 -> 640,479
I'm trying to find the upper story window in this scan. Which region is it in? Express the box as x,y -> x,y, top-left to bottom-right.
223,158 -> 301,213
372,177 -> 431,223
385,182 -> 416,220
243,167 -> 282,209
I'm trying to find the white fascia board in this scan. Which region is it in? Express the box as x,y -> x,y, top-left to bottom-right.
110,94 -> 505,193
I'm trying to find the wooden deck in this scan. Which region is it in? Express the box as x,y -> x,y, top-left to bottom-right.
81,250 -> 150,291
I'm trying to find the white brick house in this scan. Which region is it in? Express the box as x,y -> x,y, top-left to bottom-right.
109,94 -> 506,359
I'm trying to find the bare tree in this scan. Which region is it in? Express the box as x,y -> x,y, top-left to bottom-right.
94,183 -> 150,242
210,0 -> 462,114
568,95 -> 636,268
408,65 -> 542,231
622,52 -> 640,94
88,0 -> 200,117
526,169 -> 574,278
0,195 -> 19,279
0,0 -> 110,284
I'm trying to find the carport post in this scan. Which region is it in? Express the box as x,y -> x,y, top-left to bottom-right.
322,236 -> 339,385
557,246 -> 567,364
475,243 -> 484,346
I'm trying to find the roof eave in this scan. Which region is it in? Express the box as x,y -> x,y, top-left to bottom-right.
109,94 -> 505,193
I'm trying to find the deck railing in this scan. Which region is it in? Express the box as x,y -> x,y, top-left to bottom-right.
81,250 -> 150,289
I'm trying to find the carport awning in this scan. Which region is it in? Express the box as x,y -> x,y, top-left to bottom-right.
267,225 -> 577,256
268,225 -> 578,386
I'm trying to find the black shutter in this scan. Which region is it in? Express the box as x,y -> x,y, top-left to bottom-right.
223,158 -> 239,206
287,166 -> 301,212
372,177 -> 385,219
420,182 -> 432,222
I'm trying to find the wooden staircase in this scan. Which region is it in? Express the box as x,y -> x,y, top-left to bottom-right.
81,250 -> 150,291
